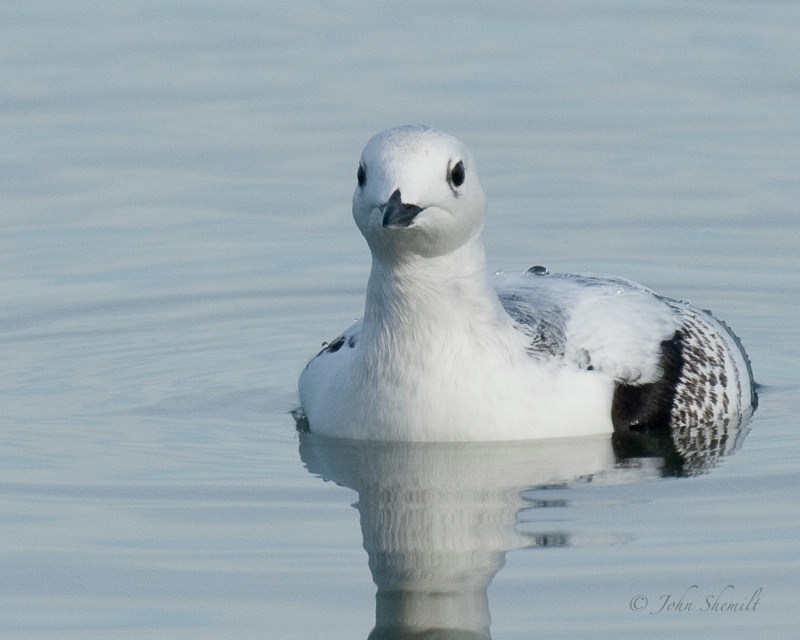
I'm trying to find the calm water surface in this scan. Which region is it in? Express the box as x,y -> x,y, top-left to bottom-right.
2,2 -> 799,638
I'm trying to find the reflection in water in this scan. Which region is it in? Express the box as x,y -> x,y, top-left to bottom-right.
298,418 -> 749,639
612,408 -> 752,478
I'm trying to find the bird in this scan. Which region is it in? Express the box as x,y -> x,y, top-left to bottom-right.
297,125 -> 756,442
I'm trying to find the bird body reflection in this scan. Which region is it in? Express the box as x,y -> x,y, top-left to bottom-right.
301,433 -> 668,638
299,414 -> 750,638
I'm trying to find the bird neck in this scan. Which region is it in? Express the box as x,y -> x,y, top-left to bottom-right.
362,237 -> 512,343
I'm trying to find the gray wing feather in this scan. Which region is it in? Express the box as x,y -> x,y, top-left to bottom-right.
494,269 -> 679,381
498,290 -> 568,359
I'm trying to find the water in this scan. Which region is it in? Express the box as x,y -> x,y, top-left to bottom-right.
2,1 -> 799,638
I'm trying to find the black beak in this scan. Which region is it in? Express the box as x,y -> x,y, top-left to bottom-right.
381,189 -> 424,228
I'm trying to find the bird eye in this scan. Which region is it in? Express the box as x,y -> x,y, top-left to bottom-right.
448,160 -> 465,188
357,164 -> 366,188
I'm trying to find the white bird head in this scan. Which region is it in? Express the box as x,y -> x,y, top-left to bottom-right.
352,126 -> 487,261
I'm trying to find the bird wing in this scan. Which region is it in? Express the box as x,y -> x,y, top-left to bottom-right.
495,270 -> 680,384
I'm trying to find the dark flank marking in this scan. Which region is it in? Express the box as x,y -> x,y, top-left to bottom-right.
611,332 -> 684,433
310,331 -> 357,360
326,336 -> 346,353
611,333 -> 688,476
